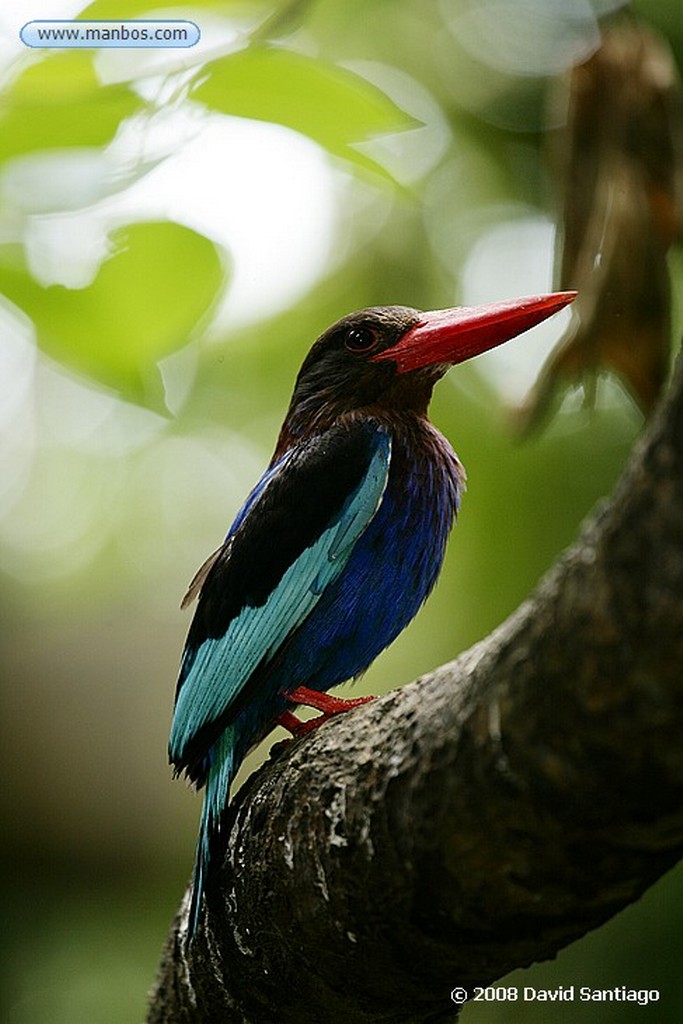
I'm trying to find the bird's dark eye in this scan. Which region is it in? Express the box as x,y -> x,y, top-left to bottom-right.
344,326 -> 377,353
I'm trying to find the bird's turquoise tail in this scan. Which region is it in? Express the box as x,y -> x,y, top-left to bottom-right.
186,727 -> 236,944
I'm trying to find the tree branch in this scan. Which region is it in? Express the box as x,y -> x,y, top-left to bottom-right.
148,356 -> 683,1024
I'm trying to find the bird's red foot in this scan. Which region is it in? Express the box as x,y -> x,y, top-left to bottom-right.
276,685 -> 376,737
275,709 -> 306,735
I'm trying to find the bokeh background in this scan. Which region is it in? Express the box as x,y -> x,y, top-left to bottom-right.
1,0 -> 682,1021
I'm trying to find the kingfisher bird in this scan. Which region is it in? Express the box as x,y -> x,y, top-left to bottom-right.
169,290 -> 576,941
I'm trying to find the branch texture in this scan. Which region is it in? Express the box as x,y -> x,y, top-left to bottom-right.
149,358 -> 683,1024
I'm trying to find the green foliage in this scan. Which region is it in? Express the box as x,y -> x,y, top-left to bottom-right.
0,222 -> 225,406
193,48 -> 415,178
0,12 -> 411,403
80,0 -> 245,14
0,52 -> 143,162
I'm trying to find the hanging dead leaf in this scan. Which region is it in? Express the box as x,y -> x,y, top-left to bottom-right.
517,14 -> 683,432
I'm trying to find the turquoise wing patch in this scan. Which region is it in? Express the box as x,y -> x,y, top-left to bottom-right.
169,430 -> 391,761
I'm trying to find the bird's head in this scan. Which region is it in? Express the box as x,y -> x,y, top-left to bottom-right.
280,292 -> 576,441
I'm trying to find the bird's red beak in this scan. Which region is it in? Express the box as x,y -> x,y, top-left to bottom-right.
372,291 -> 577,374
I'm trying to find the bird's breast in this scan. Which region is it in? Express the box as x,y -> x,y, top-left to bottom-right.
368,421 -> 464,605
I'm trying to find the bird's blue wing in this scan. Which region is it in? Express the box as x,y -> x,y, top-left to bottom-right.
169,422 -> 391,778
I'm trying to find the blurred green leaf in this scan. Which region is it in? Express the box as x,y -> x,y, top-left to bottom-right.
193,48 -> 416,177
0,222 -> 226,406
0,52 -> 143,163
80,0 -> 252,15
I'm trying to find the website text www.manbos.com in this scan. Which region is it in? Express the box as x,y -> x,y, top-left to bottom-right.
20,20 -> 200,48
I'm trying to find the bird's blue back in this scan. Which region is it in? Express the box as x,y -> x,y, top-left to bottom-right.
271,420 -> 463,704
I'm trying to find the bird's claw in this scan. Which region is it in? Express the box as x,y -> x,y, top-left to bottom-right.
275,686 -> 376,737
